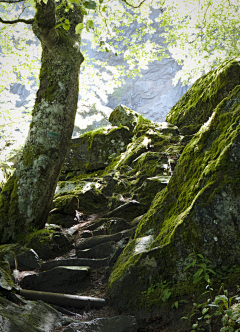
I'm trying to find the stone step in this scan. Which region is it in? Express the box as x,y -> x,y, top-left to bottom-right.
76,241 -> 116,259
76,227 -> 136,251
40,257 -> 109,271
20,266 -> 91,293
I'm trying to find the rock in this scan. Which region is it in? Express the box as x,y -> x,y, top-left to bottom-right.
81,230 -> 93,238
25,229 -> 72,260
51,195 -> 78,216
20,266 -> 91,293
0,267 -> 15,291
109,104 -> 141,130
109,77 -> 240,309
16,249 -> 40,271
166,57 -> 240,136
103,200 -> 148,222
63,125 -> 132,172
0,295 -> 74,332
92,218 -> 130,236
77,228 -> 136,251
47,213 -> 77,228
62,315 -> 138,332
0,244 -> 40,271
40,258 -> 109,271
136,175 -> 171,206
101,176 -> 118,196
77,241 -> 116,259
109,238 -> 130,267
77,187 -> 108,214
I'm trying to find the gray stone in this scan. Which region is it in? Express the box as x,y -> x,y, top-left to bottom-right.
103,200 -> 148,222
51,195 -> 78,216
109,104 -> 140,130
20,266 -> 90,293
0,295 -> 73,332
77,228 -> 136,251
16,249 -> 40,271
40,258 -> 109,271
76,241 -> 116,259
0,267 -> 14,291
92,218 -> 130,236
63,126 -> 132,172
62,315 -> 138,332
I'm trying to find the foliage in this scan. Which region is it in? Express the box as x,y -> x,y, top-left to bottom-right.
159,0 -> 240,85
182,252 -> 240,332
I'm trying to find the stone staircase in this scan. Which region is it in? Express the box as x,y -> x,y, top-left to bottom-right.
18,214 -> 140,332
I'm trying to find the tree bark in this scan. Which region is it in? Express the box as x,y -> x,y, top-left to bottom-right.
0,0 -> 84,244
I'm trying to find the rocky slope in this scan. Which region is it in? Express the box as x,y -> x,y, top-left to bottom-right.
0,57 -> 240,331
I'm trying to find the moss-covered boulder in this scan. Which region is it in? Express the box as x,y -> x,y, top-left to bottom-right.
62,125 -> 131,173
109,83 -> 240,309
166,57 -> 240,136
77,187 -> 108,214
25,229 -> 72,260
109,104 -> 140,130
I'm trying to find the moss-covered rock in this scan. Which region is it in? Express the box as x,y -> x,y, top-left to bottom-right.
62,125 -> 131,173
109,84 -> 240,309
109,104 -> 141,130
51,194 -> 78,216
25,228 -> 72,260
77,187 -> 108,214
166,57 -> 240,136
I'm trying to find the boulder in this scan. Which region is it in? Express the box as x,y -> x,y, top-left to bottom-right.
20,266 -> 91,293
166,57 -> 240,135
62,125 -> 132,172
25,229 -> 72,260
76,241 -> 116,259
51,195 -> 78,216
0,295 -> 74,332
103,200 -> 148,222
109,75 -> 240,309
0,244 -> 40,271
109,104 -> 141,130
62,315 -> 138,332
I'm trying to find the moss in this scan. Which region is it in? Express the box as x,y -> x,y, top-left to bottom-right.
24,228 -> 54,246
166,57 -> 240,135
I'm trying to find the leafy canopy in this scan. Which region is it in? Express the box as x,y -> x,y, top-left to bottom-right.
0,0 -> 239,154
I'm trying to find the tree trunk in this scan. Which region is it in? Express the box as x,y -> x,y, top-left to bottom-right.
0,0 -> 84,244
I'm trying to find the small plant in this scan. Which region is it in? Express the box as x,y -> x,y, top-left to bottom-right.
184,251 -> 216,285
142,280 -> 172,303
183,252 -> 240,331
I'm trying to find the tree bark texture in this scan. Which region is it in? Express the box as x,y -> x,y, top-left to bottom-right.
0,0 -> 84,244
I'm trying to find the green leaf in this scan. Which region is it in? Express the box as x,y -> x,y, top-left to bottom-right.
75,22 -> 84,34
202,307 -> 209,315
80,6 -> 88,15
102,5 -> 107,13
86,20 -> 94,29
193,275 -> 203,284
42,0 -> 48,4
63,24 -> 70,31
83,0 -> 97,10
99,0 -> 103,3
193,268 -> 203,278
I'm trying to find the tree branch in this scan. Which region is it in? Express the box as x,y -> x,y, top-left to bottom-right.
0,16 -> 34,24
121,0 -> 147,8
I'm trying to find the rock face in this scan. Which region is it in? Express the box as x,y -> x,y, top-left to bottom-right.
109,57 -> 240,308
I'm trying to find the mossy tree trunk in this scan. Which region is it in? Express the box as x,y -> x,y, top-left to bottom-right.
0,0 -> 84,244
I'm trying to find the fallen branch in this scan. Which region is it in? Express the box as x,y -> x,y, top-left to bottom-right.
19,289 -> 106,309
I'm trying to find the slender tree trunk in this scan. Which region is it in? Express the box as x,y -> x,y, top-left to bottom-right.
0,0 -> 84,244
